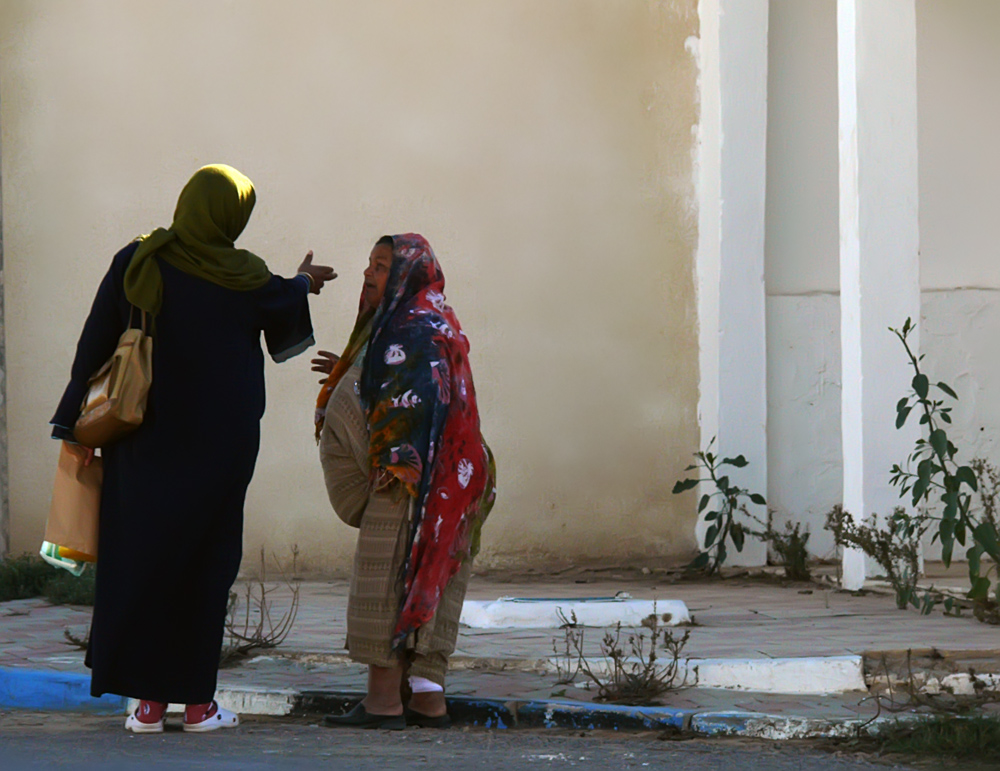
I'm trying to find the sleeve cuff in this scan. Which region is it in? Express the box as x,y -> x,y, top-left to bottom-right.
271,333 -> 315,364
50,423 -> 76,442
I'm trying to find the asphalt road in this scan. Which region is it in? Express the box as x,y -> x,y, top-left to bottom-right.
0,713 -> 916,770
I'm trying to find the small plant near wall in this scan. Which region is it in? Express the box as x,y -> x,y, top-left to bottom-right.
672,438 -> 766,575
220,546 -> 301,667
971,459 -> 1000,538
551,607 -> 690,704
762,518 -> 812,582
889,318 -> 1000,616
825,505 -> 928,611
970,460 -> 1000,623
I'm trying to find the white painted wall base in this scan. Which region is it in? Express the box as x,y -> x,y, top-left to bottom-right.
920,289 -> 1000,559
766,290 -> 1000,562
767,294 -> 842,559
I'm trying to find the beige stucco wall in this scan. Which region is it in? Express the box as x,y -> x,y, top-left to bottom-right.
0,0 -> 701,573
918,0 -> 1000,291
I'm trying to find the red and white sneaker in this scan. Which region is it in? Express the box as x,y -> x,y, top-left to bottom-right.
125,701 -> 166,734
182,701 -> 239,733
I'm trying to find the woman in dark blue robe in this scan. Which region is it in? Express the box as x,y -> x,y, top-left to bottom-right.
50,165 -> 335,732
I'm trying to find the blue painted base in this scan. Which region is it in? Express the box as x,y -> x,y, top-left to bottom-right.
0,667 -> 127,714
299,691 -> 692,732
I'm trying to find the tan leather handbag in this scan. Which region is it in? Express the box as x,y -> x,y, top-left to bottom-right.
73,309 -> 153,448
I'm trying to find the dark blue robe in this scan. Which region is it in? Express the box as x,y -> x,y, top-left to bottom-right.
51,242 -> 313,703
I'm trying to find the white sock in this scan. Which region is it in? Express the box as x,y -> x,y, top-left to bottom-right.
409,675 -> 444,694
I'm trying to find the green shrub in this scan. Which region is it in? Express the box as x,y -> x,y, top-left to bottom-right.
764,519 -> 812,581
0,553 -> 95,605
881,716 -> 1000,760
0,553 -> 57,601
673,438 -> 767,575
890,318 -> 1000,607
43,567 -> 96,605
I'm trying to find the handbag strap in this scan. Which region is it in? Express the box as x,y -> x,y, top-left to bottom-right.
128,305 -> 149,335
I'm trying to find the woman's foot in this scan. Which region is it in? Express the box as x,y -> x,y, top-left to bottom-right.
324,664 -> 406,730
182,701 -> 239,733
403,707 -> 452,729
359,695 -> 404,716
323,702 -> 405,730
124,700 -> 167,733
405,679 -> 450,728
407,690 -> 447,718
360,664 -> 405,716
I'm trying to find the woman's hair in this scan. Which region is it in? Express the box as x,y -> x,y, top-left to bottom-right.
376,235 -> 394,249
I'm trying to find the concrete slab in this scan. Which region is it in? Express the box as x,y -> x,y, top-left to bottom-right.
460,597 -> 691,628
687,655 -> 867,694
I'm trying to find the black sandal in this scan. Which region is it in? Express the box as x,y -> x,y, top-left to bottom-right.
323,703 -> 405,730
404,707 -> 452,729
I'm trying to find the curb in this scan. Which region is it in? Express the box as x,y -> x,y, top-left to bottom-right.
0,667 -> 126,714
0,673 -> 925,739
298,690 -> 687,732
295,689 -> 911,738
275,652 -> 868,695
688,710 -> 929,740
126,687 -> 300,717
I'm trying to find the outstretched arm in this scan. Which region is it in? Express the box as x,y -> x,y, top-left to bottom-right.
261,251 -> 337,363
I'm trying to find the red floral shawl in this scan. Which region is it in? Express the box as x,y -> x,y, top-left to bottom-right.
360,234 -> 496,645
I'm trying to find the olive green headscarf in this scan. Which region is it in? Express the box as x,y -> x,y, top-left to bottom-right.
124,164 -> 272,315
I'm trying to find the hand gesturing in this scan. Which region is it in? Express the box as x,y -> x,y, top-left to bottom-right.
311,350 -> 341,383
297,251 -> 337,294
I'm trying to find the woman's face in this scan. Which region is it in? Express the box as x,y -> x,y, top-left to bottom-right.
363,242 -> 394,309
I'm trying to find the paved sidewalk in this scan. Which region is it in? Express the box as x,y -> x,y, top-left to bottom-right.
2,570 -> 998,735
6,573 -> 998,670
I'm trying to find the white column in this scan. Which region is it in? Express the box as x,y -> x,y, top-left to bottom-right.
837,0 -> 921,589
697,0 -> 769,566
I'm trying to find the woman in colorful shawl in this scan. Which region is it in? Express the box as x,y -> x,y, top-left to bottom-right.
314,233 -> 495,729
51,165 -> 336,733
